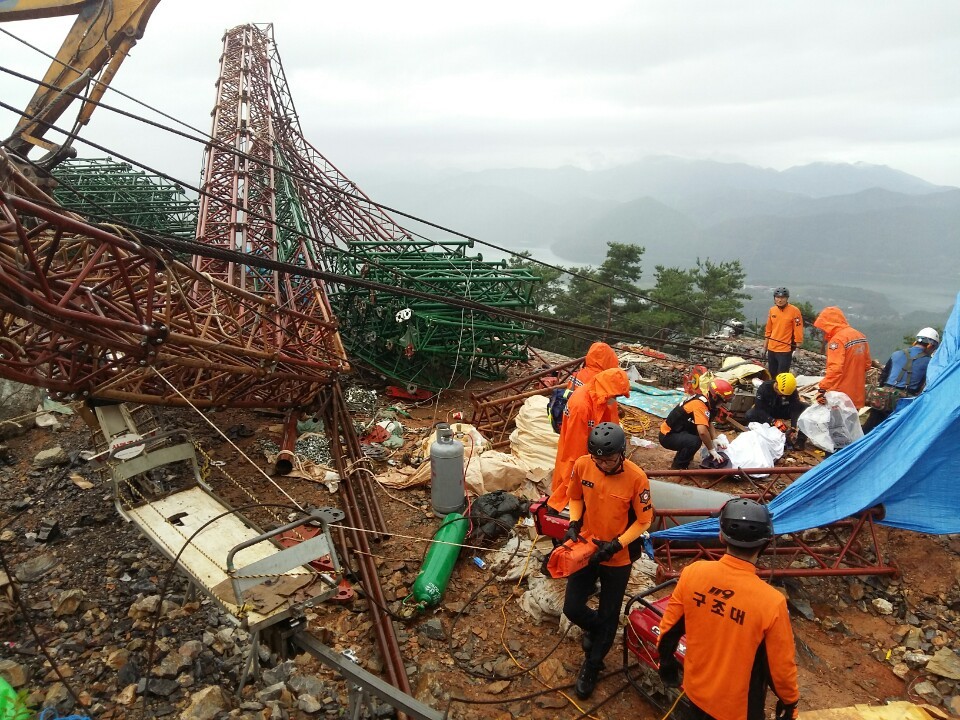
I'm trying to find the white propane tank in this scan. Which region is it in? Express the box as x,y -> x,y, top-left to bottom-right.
430,423 -> 466,518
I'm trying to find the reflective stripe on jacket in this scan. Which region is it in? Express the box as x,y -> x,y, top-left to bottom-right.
548,368 -> 630,511
814,306 -> 871,408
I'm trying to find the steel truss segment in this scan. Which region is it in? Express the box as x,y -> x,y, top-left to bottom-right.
0,181 -> 346,407
193,24 -> 347,376
653,508 -> 897,581
469,355 -> 584,448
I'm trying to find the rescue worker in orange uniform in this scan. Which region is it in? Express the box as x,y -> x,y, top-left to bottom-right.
570,341 -> 619,389
563,423 -> 653,699
764,287 -> 805,376
548,367 -> 630,512
657,499 -> 800,720
658,379 -> 734,470
813,306 -> 871,408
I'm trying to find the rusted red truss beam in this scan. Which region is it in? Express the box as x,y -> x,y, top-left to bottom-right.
652,507 -> 896,581
0,168 -> 348,408
470,355 -> 583,448
647,466 -> 812,500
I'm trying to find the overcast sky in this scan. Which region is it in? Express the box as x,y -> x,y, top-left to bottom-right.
1,0 -> 958,192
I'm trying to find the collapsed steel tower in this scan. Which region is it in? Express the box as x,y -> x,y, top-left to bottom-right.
197,24 -> 540,390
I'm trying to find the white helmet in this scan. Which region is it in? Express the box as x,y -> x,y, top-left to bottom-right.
917,327 -> 940,346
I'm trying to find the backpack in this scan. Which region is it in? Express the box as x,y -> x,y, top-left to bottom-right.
546,386 -> 573,433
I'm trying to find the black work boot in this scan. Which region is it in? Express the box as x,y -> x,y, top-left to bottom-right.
575,661 -> 601,699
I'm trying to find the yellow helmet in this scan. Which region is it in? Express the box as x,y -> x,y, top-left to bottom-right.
774,373 -> 797,396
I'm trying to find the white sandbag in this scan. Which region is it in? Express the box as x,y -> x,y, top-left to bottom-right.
476,450 -> 527,493
509,395 -> 558,480
519,575 -> 566,624
492,535 -> 555,582
797,391 -> 864,453
725,423 -> 785,475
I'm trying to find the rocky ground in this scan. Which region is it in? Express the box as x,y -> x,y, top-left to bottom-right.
0,353 -> 958,719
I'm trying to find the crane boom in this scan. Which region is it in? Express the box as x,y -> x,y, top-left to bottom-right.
0,0 -> 161,166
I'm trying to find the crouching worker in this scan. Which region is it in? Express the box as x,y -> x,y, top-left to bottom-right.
745,372 -> 809,448
563,423 -> 653,699
659,379 -> 734,469
657,499 -> 800,720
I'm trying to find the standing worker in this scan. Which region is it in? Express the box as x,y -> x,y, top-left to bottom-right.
863,327 -> 940,432
548,367 -> 630,512
813,307 -> 871,408
658,379 -> 735,470
745,372 -> 809,447
764,287 -> 805,376
657,499 -> 800,720
563,423 -> 653,699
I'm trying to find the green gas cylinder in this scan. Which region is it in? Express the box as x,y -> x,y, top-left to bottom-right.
0,677 -> 30,720
412,512 -> 468,607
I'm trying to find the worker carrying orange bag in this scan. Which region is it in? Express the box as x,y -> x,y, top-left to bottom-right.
561,423 -> 653,699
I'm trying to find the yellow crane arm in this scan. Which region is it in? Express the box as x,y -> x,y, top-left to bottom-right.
0,0 -> 161,162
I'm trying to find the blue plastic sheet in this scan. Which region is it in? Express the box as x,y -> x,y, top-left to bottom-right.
655,291 -> 960,540
619,385 -> 685,419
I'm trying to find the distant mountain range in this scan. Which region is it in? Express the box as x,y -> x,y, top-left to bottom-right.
366,156 -> 959,355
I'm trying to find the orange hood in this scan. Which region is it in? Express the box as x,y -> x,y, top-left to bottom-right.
814,307 -> 849,340
591,367 -> 630,402
584,342 -> 619,373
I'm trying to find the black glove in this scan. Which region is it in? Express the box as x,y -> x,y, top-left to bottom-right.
590,538 -> 622,564
658,655 -> 681,688
563,520 -> 583,544
775,699 -> 798,720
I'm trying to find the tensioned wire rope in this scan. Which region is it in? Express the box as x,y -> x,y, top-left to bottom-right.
0,39 -> 756,340
1,100 -> 756,366
0,73 -> 750,355
0,105 -> 749,365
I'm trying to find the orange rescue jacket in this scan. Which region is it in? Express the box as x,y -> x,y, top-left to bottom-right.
658,554 -> 800,720
567,455 -> 653,567
765,303 -> 804,353
548,367 -> 630,511
814,306 -> 871,407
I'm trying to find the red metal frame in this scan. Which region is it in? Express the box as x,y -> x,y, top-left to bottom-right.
469,355 -> 583,448
647,466 -> 812,500
0,169 -> 347,408
653,507 -> 897,581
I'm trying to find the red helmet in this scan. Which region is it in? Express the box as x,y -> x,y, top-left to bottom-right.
708,378 -> 735,403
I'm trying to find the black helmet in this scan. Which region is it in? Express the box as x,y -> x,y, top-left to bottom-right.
588,422 -> 626,457
719,499 -> 773,549
773,287 -> 789,298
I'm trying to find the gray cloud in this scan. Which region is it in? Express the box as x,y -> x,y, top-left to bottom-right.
1,0 -> 957,192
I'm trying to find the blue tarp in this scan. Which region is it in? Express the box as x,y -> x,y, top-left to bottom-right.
620,385 -> 685,419
654,291 -> 960,540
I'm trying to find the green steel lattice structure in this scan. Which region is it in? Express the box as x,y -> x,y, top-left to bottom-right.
52,157 -> 198,238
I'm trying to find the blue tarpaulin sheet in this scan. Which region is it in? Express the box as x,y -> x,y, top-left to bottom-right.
654,291 -> 960,540
620,385 -> 685,419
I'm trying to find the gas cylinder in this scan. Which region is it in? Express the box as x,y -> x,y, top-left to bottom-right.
411,512 -> 468,607
0,676 -> 30,720
430,423 -> 465,518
